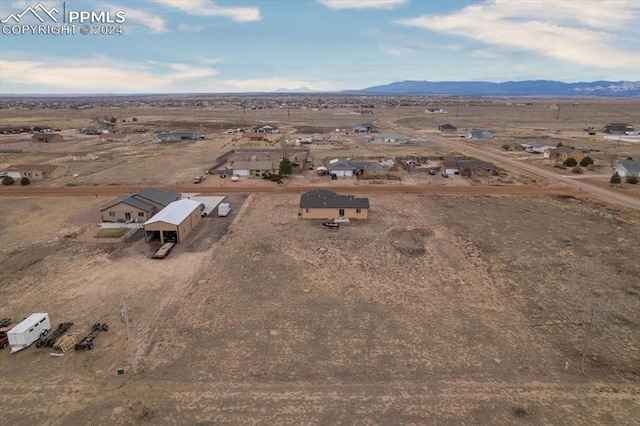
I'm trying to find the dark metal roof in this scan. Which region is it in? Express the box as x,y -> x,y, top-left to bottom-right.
300,189 -> 369,209
101,196 -> 154,212
134,187 -> 181,207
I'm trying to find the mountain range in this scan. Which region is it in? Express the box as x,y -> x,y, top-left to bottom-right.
350,80 -> 640,97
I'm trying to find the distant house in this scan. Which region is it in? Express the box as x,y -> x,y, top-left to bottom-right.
70,151 -> 99,161
520,142 -> 555,154
31,133 -> 63,143
425,108 -> 445,114
603,123 -> 634,134
327,159 -> 356,177
155,131 -> 199,143
83,126 -> 104,135
232,160 -> 279,177
544,146 -> 584,163
456,160 -> 498,177
100,187 -> 181,222
372,133 -> 410,144
353,124 -> 379,134
299,188 -> 369,220
260,124 -> 279,134
2,164 -> 67,180
467,129 -> 495,140
614,160 -> 640,177
438,123 -> 457,133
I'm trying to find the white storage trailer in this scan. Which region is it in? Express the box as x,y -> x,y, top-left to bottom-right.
217,202 -> 231,217
7,313 -> 50,353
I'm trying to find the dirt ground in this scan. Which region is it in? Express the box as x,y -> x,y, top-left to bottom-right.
0,193 -> 638,425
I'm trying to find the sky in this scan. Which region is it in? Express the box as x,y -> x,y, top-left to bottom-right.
0,0 -> 638,94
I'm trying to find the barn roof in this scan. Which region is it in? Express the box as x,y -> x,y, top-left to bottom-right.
144,199 -> 202,226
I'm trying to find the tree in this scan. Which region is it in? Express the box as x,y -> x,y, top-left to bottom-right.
279,158 -> 293,176
556,142 -> 564,147
579,156 -> 594,167
627,175 -> 638,184
572,166 -> 583,174
563,157 -> 578,167
627,156 -> 634,161
2,176 -> 15,185
610,171 -> 621,184
20,177 -> 30,185
132,117 -> 138,122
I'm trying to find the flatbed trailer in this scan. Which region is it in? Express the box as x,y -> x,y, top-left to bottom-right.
151,242 -> 175,259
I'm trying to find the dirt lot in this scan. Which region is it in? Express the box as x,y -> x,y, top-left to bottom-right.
1,193 -> 638,425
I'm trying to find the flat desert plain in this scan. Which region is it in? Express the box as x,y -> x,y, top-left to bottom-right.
1,98 -> 639,424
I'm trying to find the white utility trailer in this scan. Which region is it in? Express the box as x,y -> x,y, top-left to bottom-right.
8,313 -> 50,353
217,202 -> 231,217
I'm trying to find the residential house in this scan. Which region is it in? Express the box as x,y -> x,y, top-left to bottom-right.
100,187 -> 181,223
467,129 -> 495,140
232,160 -> 279,177
544,146 -> 585,163
456,160 -> 498,177
2,164 -> 67,180
353,124 -> 379,134
83,126 -> 104,135
372,133 -> 410,144
299,188 -> 369,220
31,133 -> 63,143
442,161 -> 460,175
438,123 -> 457,133
327,159 -> 356,177
425,108 -> 445,114
520,142 -> 555,154
614,160 -> 640,177
603,123 -> 634,134
260,124 -> 279,134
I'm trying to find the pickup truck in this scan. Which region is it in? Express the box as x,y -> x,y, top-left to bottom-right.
0,324 -> 16,349
193,175 -> 206,184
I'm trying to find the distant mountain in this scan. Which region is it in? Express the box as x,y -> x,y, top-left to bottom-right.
352,80 -> 640,97
276,87 -> 318,93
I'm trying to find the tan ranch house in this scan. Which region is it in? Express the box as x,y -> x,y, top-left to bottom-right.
3,164 -> 67,180
299,188 -> 369,220
100,187 -> 181,223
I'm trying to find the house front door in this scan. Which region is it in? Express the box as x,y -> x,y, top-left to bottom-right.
338,208 -> 345,217
125,212 -> 131,221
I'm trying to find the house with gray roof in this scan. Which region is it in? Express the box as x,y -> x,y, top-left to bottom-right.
299,189 -> 369,220
353,123 -> 379,134
603,123 -> 634,134
614,160 -> 640,177
100,187 -> 181,222
155,131 -> 199,143
328,159 -> 356,177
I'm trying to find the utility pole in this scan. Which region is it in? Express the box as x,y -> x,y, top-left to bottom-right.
121,295 -> 138,373
580,304 -> 598,372
556,104 -> 561,120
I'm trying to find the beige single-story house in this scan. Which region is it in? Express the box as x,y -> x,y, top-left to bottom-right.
32,133 -> 64,143
544,147 -> 585,163
299,188 -> 369,220
143,199 -> 204,243
232,160 -> 279,177
100,187 -> 181,222
2,164 -> 67,180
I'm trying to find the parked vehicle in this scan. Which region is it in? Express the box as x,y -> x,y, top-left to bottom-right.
193,175 -> 206,184
7,313 -> 50,353
0,324 -> 15,349
35,322 -> 73,348
442,172 -> 449,178
217,202 -> 231,217
321,222 -> 340,229
75,323 -> 109,350
231,174 -> 240,182
151,242 -> 175,259
429,169 -> 437,175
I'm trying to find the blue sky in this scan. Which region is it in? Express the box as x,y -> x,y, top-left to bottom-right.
0,0 -> 638,93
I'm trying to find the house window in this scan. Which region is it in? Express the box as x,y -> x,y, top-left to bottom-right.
138,212 -> 145,217
305,208 -> 309,213
356,208 -> 361,214
109,212 -> 115,217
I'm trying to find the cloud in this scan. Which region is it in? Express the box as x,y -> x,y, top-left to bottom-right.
318,0 -> 406,9
0,58 -> 218,92
149,0 -> 260,22
379,43 -> 412,56
397,0 -> 640,69
117,5 -> 167,33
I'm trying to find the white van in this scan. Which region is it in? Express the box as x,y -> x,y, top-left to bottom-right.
8,313 -> 50,353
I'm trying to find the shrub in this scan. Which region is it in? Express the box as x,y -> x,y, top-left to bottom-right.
627,156 -> 634,161
556,142 -> 564,147
2,176 -> 15,185
269,174 -> 282,182
579,156 -> 594,167
572,166 -> 583,174
501,143 -> 511,151
627,175 -> 638,184
132,117 -> 138,122
554,164 -> 567,170
20,177 -> 30,185
563,157 -> 578,167
610,171 -> 621,184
